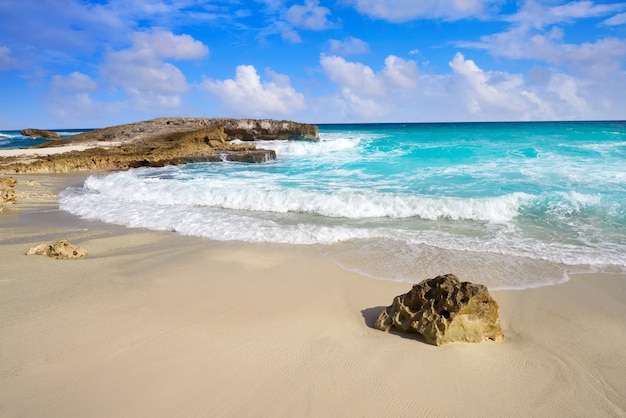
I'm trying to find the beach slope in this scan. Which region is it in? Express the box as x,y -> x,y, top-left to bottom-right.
1,174 -> 625,417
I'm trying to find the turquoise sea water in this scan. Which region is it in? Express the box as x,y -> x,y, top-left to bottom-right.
17,122 -> 626,289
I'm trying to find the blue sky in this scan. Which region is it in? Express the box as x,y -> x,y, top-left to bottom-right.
1,0 -> 626,129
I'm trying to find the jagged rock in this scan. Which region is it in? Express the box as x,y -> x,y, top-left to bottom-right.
20,128 -> 61,139
27,239 -> 87,259
0,176 -> 17,212
375,274 -> 504,346
31,117 -> 318,147
1,118 -> 317,173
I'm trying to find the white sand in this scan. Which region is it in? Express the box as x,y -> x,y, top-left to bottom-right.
1,174 -> 625,417
0,145 -> 94,157
0,142 -> 122,165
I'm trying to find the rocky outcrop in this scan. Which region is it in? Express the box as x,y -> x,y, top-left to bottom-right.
27,239 -> 87,259
375,274 -> 504,346
0,176 -> 17,212
20,129 -> 61,139
1,118 -> 317,173
219,119 -> 319,141
32,117 -> 318,148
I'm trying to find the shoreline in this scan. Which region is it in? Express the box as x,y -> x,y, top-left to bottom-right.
1,173 -> 625,417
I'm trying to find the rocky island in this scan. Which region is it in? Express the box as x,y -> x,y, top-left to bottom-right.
0,117 -> 319,173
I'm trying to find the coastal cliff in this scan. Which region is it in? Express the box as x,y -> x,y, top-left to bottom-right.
0,118 -> 318,173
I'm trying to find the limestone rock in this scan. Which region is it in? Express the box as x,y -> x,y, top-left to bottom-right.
375,274 -> 504,346
31,117 -> 318,147
20,128 -> 61,139
27,239 -> 87,259
2,118 -> 317,173
0,176 -> 17,212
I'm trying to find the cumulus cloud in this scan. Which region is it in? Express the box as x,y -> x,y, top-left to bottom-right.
328,37 -> 370,55
46,72 -> 102,123
314,50 -> 626,123
449,52 -> 538,116
259,0 -> 338,43
319,54 -> 420,119
102,29 -> 208,110
202,65 -> 305,117
45,28 -> 210,125
349,0 -> 502,22
51,72 -> 97,92
286,0 -> 334,30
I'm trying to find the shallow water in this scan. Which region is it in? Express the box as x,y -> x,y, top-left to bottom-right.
58,122 -> 626,289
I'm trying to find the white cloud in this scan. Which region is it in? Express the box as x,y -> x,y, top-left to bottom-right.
349,0 -> 502,22
102,29 -> 208,110
47,72 -> 102,124
449,52 -> 536,116
51,72 -> 97,92
509,0 -> 625,29
0,46 -> 14,70
130,30 -> 209,60
321,55 -> 386,96
319,54 -> 420,119
286,0 -> 333,30
202,65 -> 305,117
546,73 -> 589,113
314,51 -> 626,123
603,12 -> 626,26
461,1 -> 626,79
321,54 -> 419,95
328,37 -> 370,55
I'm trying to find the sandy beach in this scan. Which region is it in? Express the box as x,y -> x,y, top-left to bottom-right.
1,173 -> 625,417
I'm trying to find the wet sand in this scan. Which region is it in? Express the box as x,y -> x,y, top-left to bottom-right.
1,173 -> 625,417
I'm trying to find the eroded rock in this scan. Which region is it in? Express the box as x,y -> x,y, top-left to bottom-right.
0,176 -> 17,212
374,274 -> 504,345
20,128 -> 61,139
27,239 -> 87,259
2,118 -> 316,173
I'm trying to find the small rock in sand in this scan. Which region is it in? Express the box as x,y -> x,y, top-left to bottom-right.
27,239 -> 88,259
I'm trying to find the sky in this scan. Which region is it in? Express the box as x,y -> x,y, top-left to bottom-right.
1,0 -> 626,129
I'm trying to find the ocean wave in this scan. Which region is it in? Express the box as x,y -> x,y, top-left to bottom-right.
255,134 -> 362,156
59,183 -> 626,269
78,171 -> 532,222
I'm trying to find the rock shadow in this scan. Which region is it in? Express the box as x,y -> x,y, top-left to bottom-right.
361,306 -> 386,328
361,306 -> 428,344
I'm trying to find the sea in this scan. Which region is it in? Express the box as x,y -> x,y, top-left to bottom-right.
3,122 -> 625,290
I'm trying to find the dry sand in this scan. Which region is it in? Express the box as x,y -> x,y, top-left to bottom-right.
1,173 -> 625,417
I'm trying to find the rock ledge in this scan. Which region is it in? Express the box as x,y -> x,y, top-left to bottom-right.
1,118 -> 318,173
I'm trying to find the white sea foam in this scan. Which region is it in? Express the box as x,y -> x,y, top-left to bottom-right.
76,171 -> 531,222
256,134 -> 362,156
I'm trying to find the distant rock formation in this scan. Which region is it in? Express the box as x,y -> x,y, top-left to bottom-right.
33,117 -> 318,147
27,239 -> 87,259
1,118 -> 318,173
0,176 -> 17,212
375,274 -> 504,345
20,128 -> 61,139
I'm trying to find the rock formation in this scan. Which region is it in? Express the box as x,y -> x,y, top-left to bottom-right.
0,176 -> 17,212
1,118 -> 318,173
27,239 -> 87,259
374,274 -> 504,346
20,128 -> 61,139
32,117 -> 318,147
